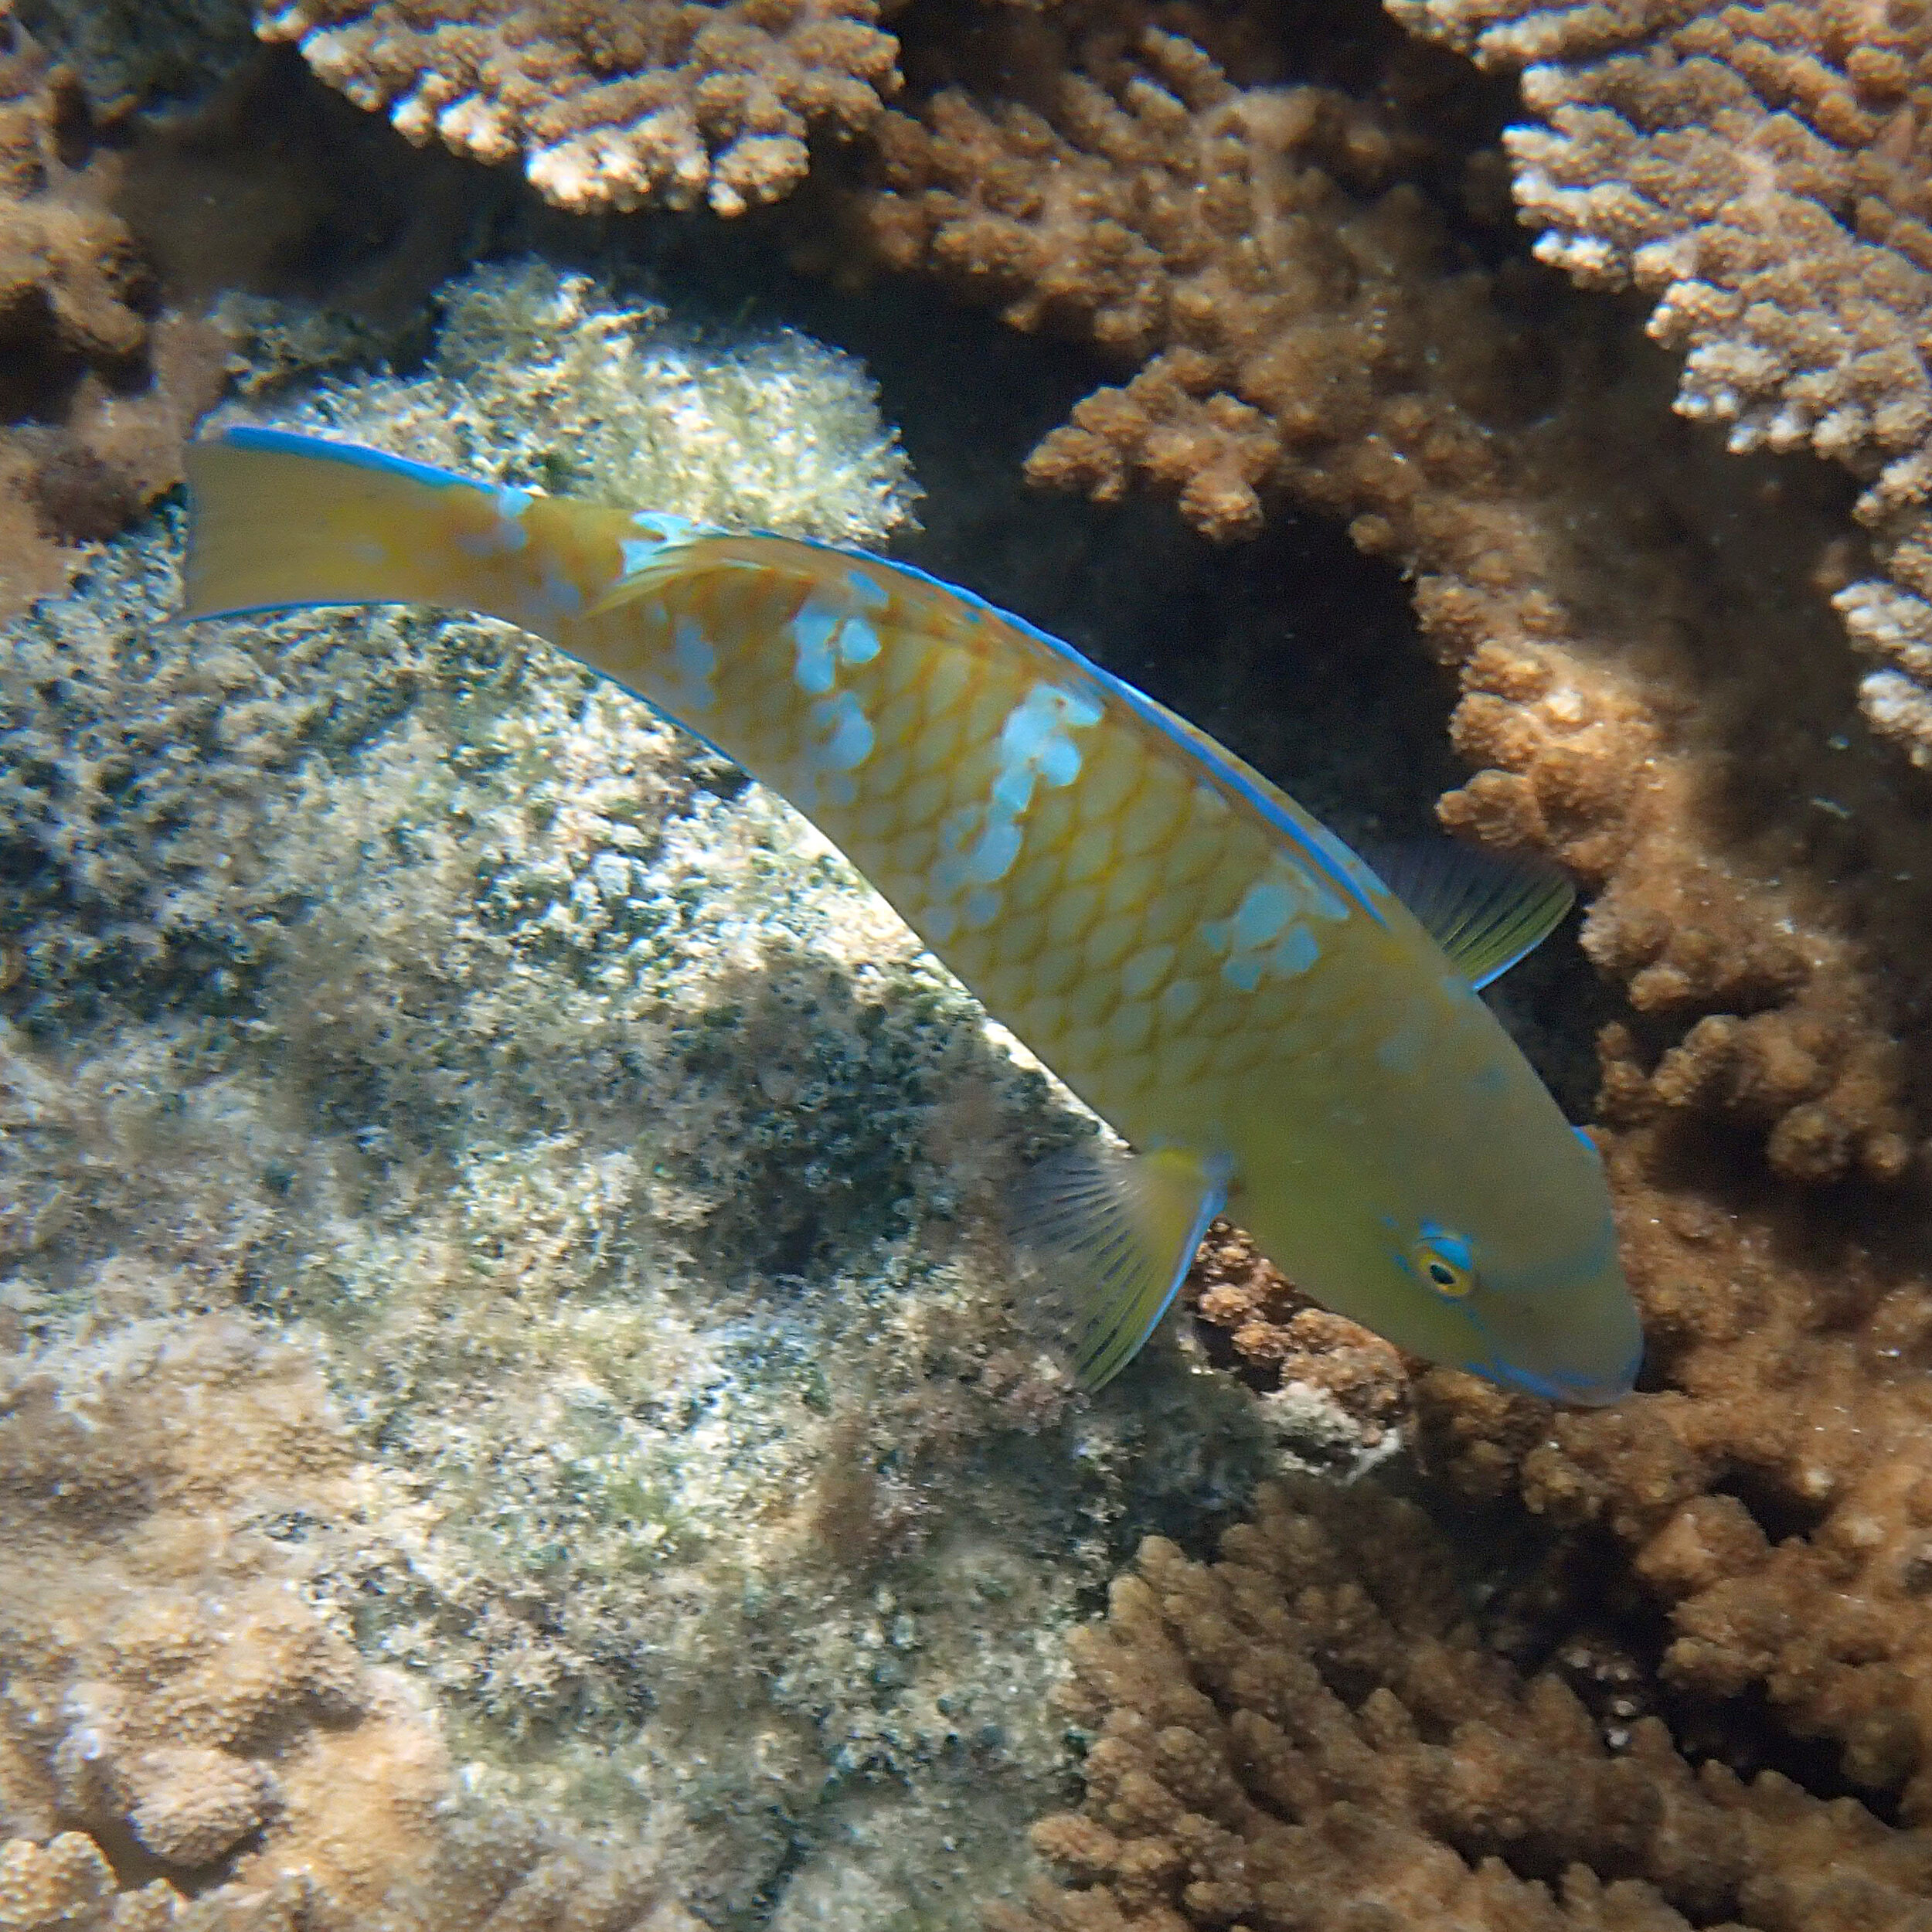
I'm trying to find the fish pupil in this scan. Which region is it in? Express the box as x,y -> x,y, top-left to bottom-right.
1427,1260 -> 1458,1287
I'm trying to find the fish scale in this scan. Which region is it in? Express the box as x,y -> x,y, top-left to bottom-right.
179,423 -> 1644,1405
600,543 -> 1312,1141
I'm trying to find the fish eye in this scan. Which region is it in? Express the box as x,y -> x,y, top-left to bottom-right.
1413,1226 -> 1475,1299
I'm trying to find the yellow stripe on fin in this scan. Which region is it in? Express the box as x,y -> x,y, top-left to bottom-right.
1366,838 -> 1573,989
1015,1141 -> 1227,1390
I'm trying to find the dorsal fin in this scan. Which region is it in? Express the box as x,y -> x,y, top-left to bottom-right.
1365,838 -> 1573,988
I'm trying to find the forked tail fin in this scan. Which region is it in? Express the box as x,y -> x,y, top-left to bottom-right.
181,426 -> 545,625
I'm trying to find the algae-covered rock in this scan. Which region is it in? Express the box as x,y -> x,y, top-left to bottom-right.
0,263 -> 1365,1930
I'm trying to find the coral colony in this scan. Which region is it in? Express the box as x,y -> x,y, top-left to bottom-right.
5,4 -> 1932,1932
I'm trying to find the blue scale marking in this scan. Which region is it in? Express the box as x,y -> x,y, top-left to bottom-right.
811,691 -> 875,770
776,532 -> 1390,930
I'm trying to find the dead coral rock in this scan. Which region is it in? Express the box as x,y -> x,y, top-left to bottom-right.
0,4 -> 226,616
259,0 -> 901,215
1001,1479 -> 1932,1932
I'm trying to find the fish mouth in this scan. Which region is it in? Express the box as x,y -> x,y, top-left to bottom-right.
1475,1349 -> 1641,1406
1459,1306 -> 1644,1407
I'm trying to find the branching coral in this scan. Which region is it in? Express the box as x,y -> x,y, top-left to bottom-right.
1384,0 -> 1932,771
999,1480 -> 1932,1932
859,4 -> 1927,1184
257,0 -> 900,214
1182,1220 -> 1407,1461
865,20 -> 1436,543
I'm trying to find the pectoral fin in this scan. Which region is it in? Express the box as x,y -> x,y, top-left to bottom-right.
1014,1141 -> 1227,1390
1365,838 -> 1573,988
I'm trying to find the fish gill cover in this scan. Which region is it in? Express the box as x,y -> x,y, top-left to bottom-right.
3,1 -> 1932,1930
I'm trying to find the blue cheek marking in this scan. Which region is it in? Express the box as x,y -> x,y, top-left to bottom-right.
846,568 -> 889,611
619,536 -> 660,574
1419,1223 -> 1474,1271
494,486 -> 535,520
838,615 -> 881,665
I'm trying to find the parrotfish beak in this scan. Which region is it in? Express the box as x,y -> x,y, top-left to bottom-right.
1463,1266 -> 1644,1407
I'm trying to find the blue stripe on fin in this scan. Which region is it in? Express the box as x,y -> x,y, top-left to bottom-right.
215,423 -> 478,493
1363,837 -> 1573,988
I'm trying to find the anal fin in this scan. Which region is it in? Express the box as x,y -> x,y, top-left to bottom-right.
1014,1140 -> 1227,1390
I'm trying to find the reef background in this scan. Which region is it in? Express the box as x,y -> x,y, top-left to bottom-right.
4,2 -> 1932,1930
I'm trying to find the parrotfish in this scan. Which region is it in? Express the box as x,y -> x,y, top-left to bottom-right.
179,424 -> 1642,1404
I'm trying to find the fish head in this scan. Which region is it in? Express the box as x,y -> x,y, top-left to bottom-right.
1378,1208 -> 1642,1405
1253,1121 -> 1642,1406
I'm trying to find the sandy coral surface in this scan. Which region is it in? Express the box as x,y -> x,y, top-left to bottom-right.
257,0 -> 900,215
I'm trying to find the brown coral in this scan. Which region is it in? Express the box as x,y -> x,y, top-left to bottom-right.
1182,1219 -> 1407,1447
1385,0 -> 1932,772
860,0 -> 1932,1829
258,0 -> 900,214
0,1316 -> 448,1917
998,1480 -> 1932,1932
860,2 -> 1927,1182
0,5 -> 194,611
0,1312 -> 697,1930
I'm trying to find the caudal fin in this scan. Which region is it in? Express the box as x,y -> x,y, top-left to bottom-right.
180,425 -> 518,624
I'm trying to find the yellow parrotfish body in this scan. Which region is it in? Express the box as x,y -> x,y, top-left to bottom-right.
180,425 -> 1642,1404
